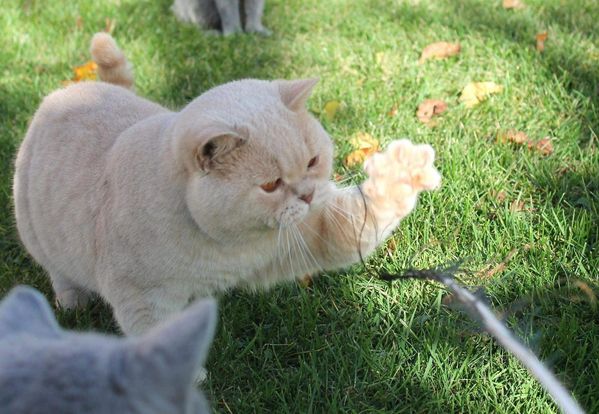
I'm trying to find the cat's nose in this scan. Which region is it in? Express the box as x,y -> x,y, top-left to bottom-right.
299,191 -> 314,205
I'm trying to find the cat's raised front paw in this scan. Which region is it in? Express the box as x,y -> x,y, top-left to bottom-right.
363,139 -> 441,218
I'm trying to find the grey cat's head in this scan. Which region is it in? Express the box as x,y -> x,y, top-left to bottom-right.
0,286 -> 217,414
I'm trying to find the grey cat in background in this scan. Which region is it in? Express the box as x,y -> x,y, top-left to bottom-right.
0,286 -> 217,414
172,0 -> 271,35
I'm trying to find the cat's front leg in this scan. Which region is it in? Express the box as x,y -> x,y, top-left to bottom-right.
244,0 -> 271,35
215,0 -> 242,35
302,139 -> 440,271
109,284 -> 189,336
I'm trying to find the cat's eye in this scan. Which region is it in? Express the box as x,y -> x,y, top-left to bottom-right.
307,156 -> 319,169
260,178 -> 282,193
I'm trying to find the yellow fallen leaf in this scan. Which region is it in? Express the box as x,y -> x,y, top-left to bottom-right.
323,100 -> 342,121
73,61 -> 97,82
344,132 -> 380,168
418,42 -> 461,64
376,51 -> 393,80
503,0 -> 525,9
350,132 -> 379,150
460,82 -> 503,108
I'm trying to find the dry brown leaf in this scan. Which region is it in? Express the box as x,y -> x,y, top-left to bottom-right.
492,190 -> 507,202
479,244 -> 530,279
344,132 -> 380,168
573,280 -> 597,307
419,42 -> 461,64
536,31 -> 548,52
323,100 -> 342,121
497,131 -> 554,156
507,130 -> 529,144
387,105 -> 398,117
497,130 -> 530,145
417,99 -> 448,124
528,137 -> 554,156
503,0 -> 525,9
460,82 -> 503,108
75,16 -> 83,30
509,200 -> 526,212
298,273 -> 313,288
385,238 -> 397,256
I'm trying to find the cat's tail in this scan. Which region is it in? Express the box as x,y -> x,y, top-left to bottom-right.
90,33 -> 134,90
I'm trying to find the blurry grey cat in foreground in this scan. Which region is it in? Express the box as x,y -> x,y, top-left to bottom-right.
0,286 -> 217,414
172,0 -> 270,35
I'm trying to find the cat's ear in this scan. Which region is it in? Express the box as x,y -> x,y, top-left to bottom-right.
0,286 -> 61,339
277,78 -> 319,111
178,123 -> 247,173
132,298 -> 217,385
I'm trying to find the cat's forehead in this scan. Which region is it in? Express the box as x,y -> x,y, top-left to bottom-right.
248,118 -> 313,174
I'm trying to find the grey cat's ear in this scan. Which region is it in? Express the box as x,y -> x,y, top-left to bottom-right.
134,298 -> 218,383
277,78 -> 319,111
178,123 -> 247,173
0,286 -> 61,339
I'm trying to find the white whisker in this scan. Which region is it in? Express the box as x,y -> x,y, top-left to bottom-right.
290,225 -> 311,275
277,225 -> 284,270
295,227 -> 322,272
300,223 -> 336,249
285,226 -> 295,277
325,207 -> 353,241
328,203 -> 355,220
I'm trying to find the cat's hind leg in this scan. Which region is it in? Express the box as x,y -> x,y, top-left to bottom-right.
50,274 -> 91,309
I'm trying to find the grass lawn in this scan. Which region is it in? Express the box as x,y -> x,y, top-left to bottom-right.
1,0 -> 598,412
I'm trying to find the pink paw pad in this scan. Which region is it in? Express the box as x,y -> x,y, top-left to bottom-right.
362,139 -> 441,215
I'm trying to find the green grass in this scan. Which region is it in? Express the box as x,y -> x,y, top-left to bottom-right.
1,0 -> 598,412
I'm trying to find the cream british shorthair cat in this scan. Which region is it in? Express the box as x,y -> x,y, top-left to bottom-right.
14,33 -> 441,335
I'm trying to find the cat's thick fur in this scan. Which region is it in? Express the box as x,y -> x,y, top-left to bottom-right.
0,286 -> 216,414
172,0 -> 270,35
13,33 -> 440,336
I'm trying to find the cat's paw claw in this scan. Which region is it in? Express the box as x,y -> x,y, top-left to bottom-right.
363,139 -> 441,217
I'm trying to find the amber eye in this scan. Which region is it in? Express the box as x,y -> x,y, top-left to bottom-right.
307,156 -> 319,168
260,178 -> 282,193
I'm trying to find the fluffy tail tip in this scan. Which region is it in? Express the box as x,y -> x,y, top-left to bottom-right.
90,33 -> 134,89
